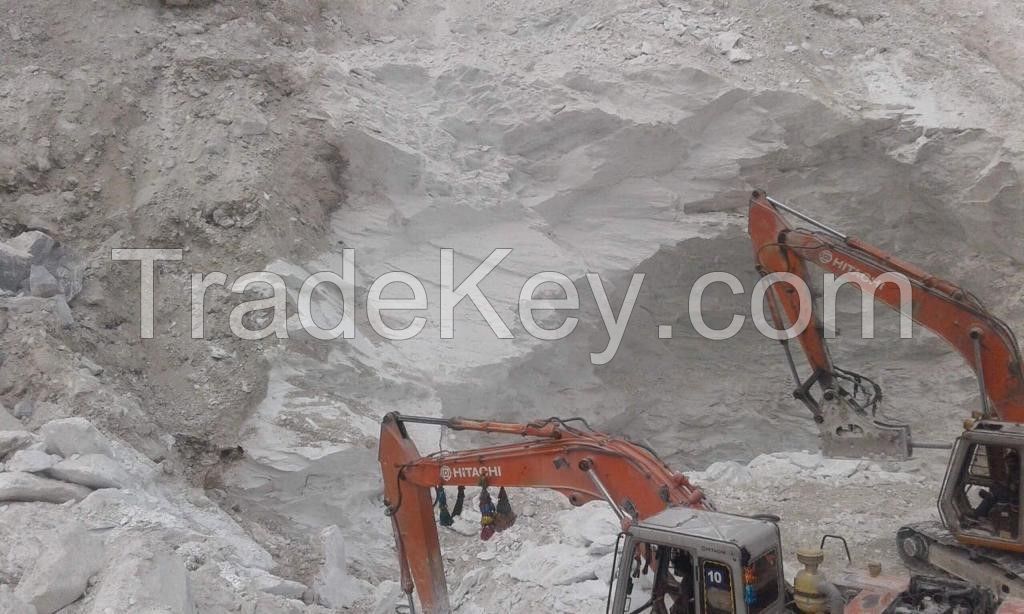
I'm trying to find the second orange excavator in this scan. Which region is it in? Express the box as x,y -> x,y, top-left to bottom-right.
749,190 -> 1024,598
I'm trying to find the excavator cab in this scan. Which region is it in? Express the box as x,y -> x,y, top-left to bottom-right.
940,422 -> 1023,544
892,420 -> 1024,598
607,508 -> 786,614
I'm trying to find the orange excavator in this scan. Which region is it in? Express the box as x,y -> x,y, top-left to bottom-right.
378,413 -> 761,614
379,412 -> 1014,614
749,190 -> 1024,597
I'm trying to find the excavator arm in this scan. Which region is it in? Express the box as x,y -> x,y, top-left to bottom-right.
749,190 -> 1024,458
378,412 -> 708,614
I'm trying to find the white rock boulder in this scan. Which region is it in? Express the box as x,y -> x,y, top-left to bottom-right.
250,573 -> 308,600
747,453 -> 805,480
0,585 -> 36,614
39,418 -> 113,458
4,450 -> 60,473
587,532 -> 619,556
727,48 -> 753,63
15,526 -> 104,614
0,431 -> 35,458
787,451 -> 824,470
371,581 -> 407,614
0,472 -> 92,503
47,454 -> 131,489
313,525 -> 373,608
714,31 -> 742,53
698,460 -> 753,486
507,542 -> 598,587
86,541 -> 194,614
813,458 -> 863,479
555,501 -> 619,548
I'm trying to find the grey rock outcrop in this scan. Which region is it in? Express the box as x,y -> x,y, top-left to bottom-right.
0,243 -> 31,291
7,231 -> 56,264
28,267 -> 59,299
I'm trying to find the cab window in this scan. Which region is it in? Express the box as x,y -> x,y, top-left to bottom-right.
954,444 -> 1020,539
701,560 -> 735,614
746,550 -> 780,614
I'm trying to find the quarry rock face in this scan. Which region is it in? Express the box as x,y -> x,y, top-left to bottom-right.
2,0 -> 1024,611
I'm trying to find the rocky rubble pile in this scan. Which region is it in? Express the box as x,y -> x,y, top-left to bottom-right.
0,414 -> 370,613
1,418 -> 132,498
0,230 -> 78,329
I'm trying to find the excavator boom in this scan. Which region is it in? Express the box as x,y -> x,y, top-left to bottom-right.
749,191 -> 1024,458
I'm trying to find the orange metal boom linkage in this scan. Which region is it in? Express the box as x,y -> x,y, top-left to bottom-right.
748,190 -> 1024,424
379,412 -> 708,614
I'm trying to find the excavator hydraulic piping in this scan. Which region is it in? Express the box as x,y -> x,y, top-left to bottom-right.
580,458 -> 630,525
819,534 -> 853,564
389,513 -> 418,613
393,414 -> 452,427
762,193 -> 848,240
970,328 -> 993,417
391,413 -> 564,439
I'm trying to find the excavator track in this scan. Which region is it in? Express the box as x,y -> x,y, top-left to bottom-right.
898,521 -> 1024,599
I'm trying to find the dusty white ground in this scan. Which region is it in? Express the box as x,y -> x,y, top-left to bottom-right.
1,0 -> 1024,612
